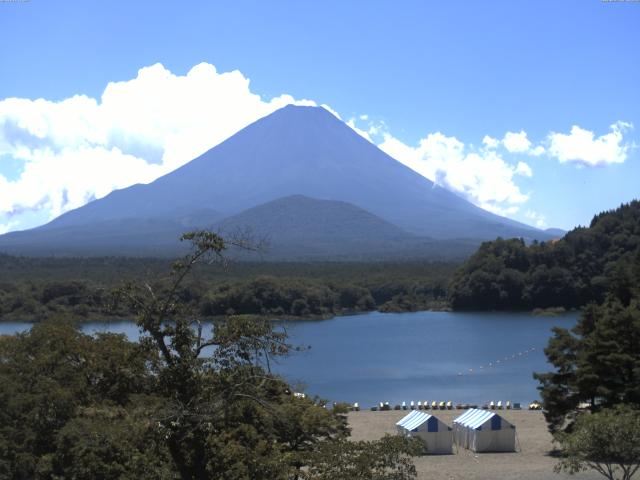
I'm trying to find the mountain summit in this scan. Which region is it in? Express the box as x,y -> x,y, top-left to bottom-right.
0,105 -> 551,257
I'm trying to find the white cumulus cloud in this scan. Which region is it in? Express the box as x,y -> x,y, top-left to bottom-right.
547,121 -> 633,166
378,131 -> 532,216
482,135 -> 499,149
503,130 -> 532,153
515,161 -> 533,177
0,62 -> 316,231
346,118 -> 373,142
525,210 -> 547,229
502,130 -> 545,156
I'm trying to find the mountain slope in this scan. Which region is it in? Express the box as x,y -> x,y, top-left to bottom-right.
0,218 -> 201,256
0,196 -> 478,259
544,227 -> 567,237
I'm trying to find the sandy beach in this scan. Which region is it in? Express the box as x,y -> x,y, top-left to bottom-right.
348,409 -> 609,480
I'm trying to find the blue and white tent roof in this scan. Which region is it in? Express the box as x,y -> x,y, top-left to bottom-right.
454,409 -> 510,430
396,410 -> 435,431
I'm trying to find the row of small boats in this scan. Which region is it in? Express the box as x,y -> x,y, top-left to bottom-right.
358,400 -> 543,412
368,401 -> 467,411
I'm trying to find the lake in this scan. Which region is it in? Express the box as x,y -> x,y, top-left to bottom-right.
0,310 -> 577,407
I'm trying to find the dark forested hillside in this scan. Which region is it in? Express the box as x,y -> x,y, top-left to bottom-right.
448,201 -> 640,310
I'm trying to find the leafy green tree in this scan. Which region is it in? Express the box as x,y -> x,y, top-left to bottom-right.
47,405 -> 173,480
0,319 -> 155,479
555,406 -> 640,480
113,232 -> 322,479
302,435 -> 422,480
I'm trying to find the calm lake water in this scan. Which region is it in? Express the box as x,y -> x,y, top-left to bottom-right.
0,310 -> 578,406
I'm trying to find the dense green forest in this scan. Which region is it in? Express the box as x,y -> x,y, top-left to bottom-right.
449,201 -> 640,310
0,256 -> 455,322
3,200 -> 640,321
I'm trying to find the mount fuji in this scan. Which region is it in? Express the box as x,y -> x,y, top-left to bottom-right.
0,105 -> 552,258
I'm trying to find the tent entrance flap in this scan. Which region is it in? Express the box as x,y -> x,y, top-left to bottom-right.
491,415 -> 501,430
427,416 -> 438,432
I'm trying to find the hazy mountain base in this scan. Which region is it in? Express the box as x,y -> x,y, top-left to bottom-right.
0,196 -> 481,260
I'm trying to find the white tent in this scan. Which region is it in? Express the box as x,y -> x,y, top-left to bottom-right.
396,410 -> 453,454
453,409 -> 516,452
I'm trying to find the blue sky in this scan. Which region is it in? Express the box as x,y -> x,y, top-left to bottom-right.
1,0 -> 638,233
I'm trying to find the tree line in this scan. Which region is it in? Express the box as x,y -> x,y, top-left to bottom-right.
0,259 -> 455,322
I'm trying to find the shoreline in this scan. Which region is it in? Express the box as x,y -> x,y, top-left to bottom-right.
0,304 -> 578,325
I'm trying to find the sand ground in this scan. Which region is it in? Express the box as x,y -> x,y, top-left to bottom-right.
347,409 -> 613,480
